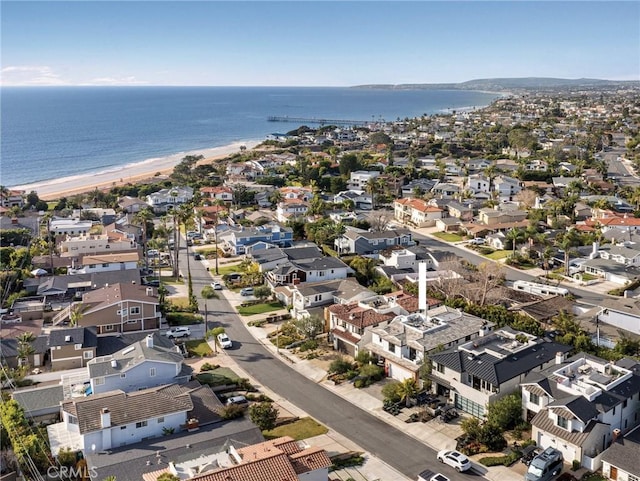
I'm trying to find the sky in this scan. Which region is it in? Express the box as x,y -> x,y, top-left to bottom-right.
1,1 -> 639,87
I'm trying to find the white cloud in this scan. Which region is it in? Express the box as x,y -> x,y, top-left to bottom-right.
84,76 -> 149,86
1,65 -> 68,86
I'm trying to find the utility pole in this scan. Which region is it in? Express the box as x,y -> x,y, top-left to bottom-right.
214,213 -> 219,275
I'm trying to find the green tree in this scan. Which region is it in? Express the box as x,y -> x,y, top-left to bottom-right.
157,474 -> 181,481
253,285 -> 272,302
505,228 -> 523,256
248,402 -> 279,431
555,228 -> 581,276
381,381 -> 402,403
206,327 -> 226,354
486,392 -> 522,430
397,378 -> 419,408
293,315 -> 324,340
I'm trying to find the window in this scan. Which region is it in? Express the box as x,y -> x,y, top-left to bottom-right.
436,363 -> 445,374
117,308 -> 128,316
74,344 -> 82,350
68,415 -> 78,425
120,373 -> 126,379
130,306 -> 141,315
95,377 -> 105,386
120,426 -> 127,430
83,351 -> 93,360
126,319 -> 137,324
629,475 -> 638,481
623,400 -> 628,409
530,393 -> 539,405
104,325 -> 114,331
135,421 -> 148,428
557,416 -> 568,429
150,368 -> 156,377
157,417 -> 164,423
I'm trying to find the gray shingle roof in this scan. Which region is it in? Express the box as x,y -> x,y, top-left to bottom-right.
13,384 -> 64,414
548,395 -> 599,423
49,327 -> 98,348
1,335 -> 49,357
601,426 -> 640,476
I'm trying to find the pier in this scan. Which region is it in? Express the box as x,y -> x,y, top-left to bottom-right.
267,116 -> 370,126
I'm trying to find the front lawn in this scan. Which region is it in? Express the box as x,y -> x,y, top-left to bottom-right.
184,339 -> 212,357
237,302 -> 283,316
433,232 -> 464,242
263,417 -> 328,440
196,367 -> 242,386
217,263 -> 244,276
485,250 -> 511,260
166,312 -> 203,325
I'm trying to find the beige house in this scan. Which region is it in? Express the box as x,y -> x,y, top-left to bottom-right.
478,207 -> 528,225
49,327 -> 98,371
51,283 -> 161,334
394,198 -> 444,227
60,232 -> 137,257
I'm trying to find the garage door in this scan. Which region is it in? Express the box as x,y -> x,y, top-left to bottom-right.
538,433 -> 576,464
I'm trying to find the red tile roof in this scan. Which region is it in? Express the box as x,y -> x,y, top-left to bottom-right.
327,303 -> 394,328
395,197 -> 442,213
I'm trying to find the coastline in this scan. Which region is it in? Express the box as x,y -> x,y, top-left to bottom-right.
11,140 -> 261,201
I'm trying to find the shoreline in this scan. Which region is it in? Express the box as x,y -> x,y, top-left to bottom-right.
11,140 -> 261,201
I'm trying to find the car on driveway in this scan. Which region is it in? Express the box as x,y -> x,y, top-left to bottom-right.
217,333 -> 232,349
211,281 -> 222,290
164,327 -> 191,339
469,237 -> 485,245
437,449 -> 471,472
240,287 -> 254,296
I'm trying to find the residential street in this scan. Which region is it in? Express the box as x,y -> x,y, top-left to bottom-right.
181,244 -> 481,481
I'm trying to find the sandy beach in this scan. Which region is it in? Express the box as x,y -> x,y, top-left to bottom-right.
11,141 -> 260,201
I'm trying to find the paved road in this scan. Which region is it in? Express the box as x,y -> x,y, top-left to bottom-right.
180,244 -> 477,481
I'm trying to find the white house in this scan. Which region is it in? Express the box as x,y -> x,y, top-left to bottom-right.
49,218 -> 93,236
348,170 -> 380,190
66,252 -> 140,275
146,187 -> 194,213
394,198 -> 444,227
522,354 -> 640,470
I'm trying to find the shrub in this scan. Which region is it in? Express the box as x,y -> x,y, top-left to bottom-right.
486,392 -> 523,430
218,404 -> 245,420
381,381 -> 402,403
359,363 -> 384,380
479,451 -> 521,467
200,286 -> 219,299
355,351 -> 374,366
478,423 -> 507,451
249,402 -> 279,431
298,339 -> 318,352
200,362 -> 218,372
328,357 -> 354,374
572,460 -> 581,471
460,417 -> 482,440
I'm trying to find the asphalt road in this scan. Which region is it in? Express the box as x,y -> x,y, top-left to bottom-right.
180,244 -> 479,481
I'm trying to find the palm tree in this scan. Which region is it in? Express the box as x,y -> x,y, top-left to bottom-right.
133,208 -> 154,267
556,228 -> 581,276
69,303 -> 87,327
365,177 -> 380,210
505,228 -> 523,256
397,378 -> 419,408
16,332 -> 35,367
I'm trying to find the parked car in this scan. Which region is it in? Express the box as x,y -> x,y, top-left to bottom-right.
469,237 -> 485,245
194,253 -> 202,260
437,450 -> 471,472
217,333 -> 232,349
226,395 -> 248,407
211,281 -> 222,290
144,278 -> 160,287
240,287 -> 254,296
164,327 -> 191,339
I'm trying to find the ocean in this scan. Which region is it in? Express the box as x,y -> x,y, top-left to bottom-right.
1,87 -> 501,188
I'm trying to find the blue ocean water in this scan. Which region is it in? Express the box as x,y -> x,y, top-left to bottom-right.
1,87 -> 500,187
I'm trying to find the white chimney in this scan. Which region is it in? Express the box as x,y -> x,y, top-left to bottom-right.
145,334 -> 154,349
100,408 -> 111,428
110,359 -> 117,368
146,287 -> 153,296
555,351 -> 566,365
418,262 -> 427,312
479,322 -> 490,337
589,241 -> 600,259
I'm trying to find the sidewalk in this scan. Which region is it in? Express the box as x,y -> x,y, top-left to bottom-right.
208,284 -> 524,481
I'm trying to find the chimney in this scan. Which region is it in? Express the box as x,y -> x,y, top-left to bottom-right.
613,428 -> 621,442
145,334 -> 154,349
623,290 -> 630,298
418,262 -> 427,313
146,287 -> 153,296
11,217 -> 18,225
555,351 -> 566,365
589,241 -> 600,259
100,408 -> 111,428
479,322 -> 490,337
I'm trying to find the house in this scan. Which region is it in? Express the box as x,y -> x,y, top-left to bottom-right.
146,186 -> 194,213
289,278 -> 376,319
51,283 -> 161,334
402,178 -> 438,198
88,333 -> 191,395
0,335 -> 48,369
266,256 -> 351,287
493,175 -> 522,201
431,182 -> 461,199
594,297 -> 640,336
24,269 -> 141,298
580,242 -> 640,285
601,425 -> 640,481
66,252 -> 140,275
348,170 -> 380,190
468,174 -> 491,194
276,200 -> 309,223
334,226 -> 413,255
333,190 -> 373,210
512,296 -> 577,324
200,186 -> 234,203
60,232 -> 137,257
367,305 -> 491,384
522,354 -> 640,470
394,198 -> 444,227
477,206 -> 528,225
0,189 -> 25,208
47,381 -> 222,456
219,223 -> 293,255
117,196 -> 149,214
49,327 -> 98,370
86,418 -> 264,481
49,218 -> 93,236
486,231 -> 507,250
143,436 -> 332,481
327,300 -> 397,357
12,384 -> 64,422
429,327 -> 572,418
